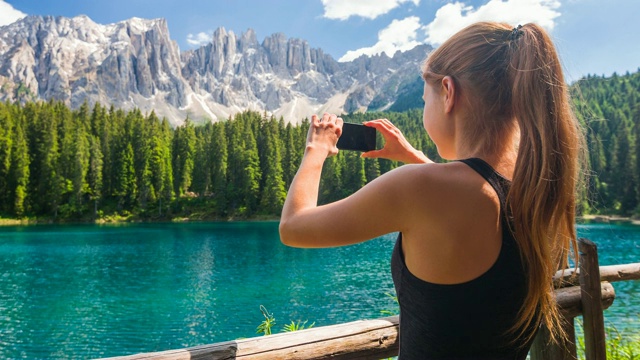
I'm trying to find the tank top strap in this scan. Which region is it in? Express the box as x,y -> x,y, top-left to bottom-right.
457,158 -> 510,210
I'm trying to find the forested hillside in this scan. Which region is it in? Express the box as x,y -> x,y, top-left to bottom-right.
0,69 -> 638,221
574,70 -> 640,214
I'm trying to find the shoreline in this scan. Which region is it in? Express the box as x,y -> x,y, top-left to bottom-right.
577,214 -> 640,225
3,214 -> 639,227
0,215 -> 281,226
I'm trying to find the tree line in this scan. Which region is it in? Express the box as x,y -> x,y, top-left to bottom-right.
0,101 -> 438,220
0,69 -> 638,221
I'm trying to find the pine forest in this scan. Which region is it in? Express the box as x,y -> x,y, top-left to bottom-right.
0,69 -> 638,221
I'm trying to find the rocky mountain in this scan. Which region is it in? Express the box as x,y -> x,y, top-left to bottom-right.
0,15 -> 431,126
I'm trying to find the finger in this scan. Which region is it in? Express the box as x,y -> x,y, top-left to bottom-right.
366,120 -> 395,136
361,149 -> 385,158
363,119 -> 387,130
380,120 -> 403,137
380,119 -> 397,131
322,113 -> 331,123
312,114 -> 321,127
330,115 -> 338,126
363,119 -> 384,126
336,117 -> 344,137
370,118 -> 393,129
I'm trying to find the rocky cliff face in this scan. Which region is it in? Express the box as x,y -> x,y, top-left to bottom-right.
0,15 -> 189,120
0,15 -> 431,126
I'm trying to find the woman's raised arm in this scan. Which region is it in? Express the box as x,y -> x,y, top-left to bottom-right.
279,114 -> 428,248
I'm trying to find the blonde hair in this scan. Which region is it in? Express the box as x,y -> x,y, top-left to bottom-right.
423,22 -> 585,344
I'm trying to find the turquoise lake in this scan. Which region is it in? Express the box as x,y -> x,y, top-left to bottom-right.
0,222 -> 638,359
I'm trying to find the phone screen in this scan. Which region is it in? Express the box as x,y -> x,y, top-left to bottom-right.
337,122 -> 376,152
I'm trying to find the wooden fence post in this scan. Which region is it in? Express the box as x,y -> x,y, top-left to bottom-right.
578,238 -> 607,360
530,317 -> 577,360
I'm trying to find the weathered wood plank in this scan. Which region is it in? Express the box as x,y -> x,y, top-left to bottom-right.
578,238 -> 607,360
555,282 -> 615,319
553,262 -> 640,288
101,316 -> 399,360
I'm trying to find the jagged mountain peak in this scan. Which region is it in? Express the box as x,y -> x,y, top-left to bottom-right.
0,14 -> 431,126
124,16 -> 167,28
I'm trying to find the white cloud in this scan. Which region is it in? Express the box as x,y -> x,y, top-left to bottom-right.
339,16 -> 424,62
322,0 -> 420,20
338,0 -> 562,62
186,31 -> 213,47
0,0 -> 27,27
424,0 -> 561,45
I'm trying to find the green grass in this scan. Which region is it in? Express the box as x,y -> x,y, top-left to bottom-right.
576,324 -> 640,360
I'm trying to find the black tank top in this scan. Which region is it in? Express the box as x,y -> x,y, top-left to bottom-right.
390,158 -> 537,359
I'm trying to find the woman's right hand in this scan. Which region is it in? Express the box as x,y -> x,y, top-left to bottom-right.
362,119 -> 431,164
305,113 -> 342,158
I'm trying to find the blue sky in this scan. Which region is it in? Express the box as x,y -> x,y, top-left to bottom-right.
1,0 -> 639,82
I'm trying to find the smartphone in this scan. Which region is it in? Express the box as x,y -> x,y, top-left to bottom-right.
337,122 -> 376,152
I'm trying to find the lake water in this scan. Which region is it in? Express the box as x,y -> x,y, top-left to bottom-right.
0,222 -> 638,359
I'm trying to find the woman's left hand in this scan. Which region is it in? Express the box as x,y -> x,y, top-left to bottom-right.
361,119 -> 431,164
306,113 -> 343,158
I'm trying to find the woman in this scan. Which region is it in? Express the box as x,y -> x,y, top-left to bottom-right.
279,22 -> 584,359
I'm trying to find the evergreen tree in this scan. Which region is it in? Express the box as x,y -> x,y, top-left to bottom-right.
56,104 -> 75,211
635,104 -> 640,210
31,104 -> 64,217
210,122 -> 228,215
87,135 -> 103,217
341,150 -> 367,196
9,113 -> 29,217
172,118 -> 196,196
259,118 -> 286,214
131,110 -> 153,209
160,118 -> 174,209
68,110 -> 90,214
191,125 -> 211,196
113,140 -> 137,210
240,118 -> 261,215
226,114 -> 245,213
90,102 -> 107,137
364,158 -> 380,183
0,103 -> 13,213
319,154 -> 343,204
613,121 -> 636,213
282,123 -> 300,189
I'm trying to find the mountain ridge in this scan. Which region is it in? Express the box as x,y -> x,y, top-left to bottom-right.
0,14 -> 430,126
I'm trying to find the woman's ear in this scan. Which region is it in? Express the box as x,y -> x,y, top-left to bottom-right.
441,76 -> 455,114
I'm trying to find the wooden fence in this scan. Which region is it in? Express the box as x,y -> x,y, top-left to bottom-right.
101,238 -> 640,360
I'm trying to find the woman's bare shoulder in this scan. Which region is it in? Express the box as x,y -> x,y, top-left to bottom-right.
392,161 -> 495,197
391,161 -> 500,226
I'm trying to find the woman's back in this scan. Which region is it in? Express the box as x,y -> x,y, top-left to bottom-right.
394,160 -> 508,286
391,158 -> 537,359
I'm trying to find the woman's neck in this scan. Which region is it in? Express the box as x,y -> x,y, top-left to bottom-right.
454,126 -> 519,180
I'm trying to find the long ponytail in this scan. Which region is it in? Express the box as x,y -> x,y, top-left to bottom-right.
424,22 -> 586,344
507,23 -> 585,343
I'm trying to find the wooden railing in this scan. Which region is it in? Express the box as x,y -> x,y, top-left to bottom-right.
532,238 -> 613,360
101,238 -> 640,360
